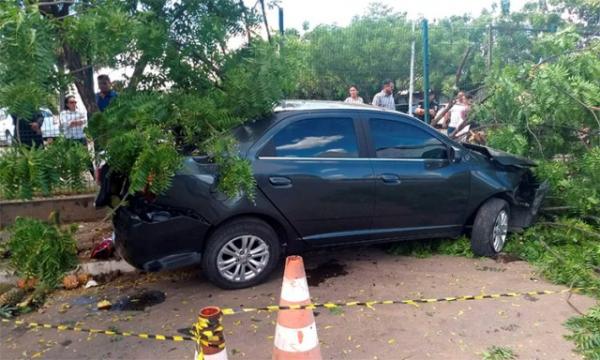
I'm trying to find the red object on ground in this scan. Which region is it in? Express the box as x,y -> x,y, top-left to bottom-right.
91,238 -> 114,259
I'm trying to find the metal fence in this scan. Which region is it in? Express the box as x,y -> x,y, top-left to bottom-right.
0,110 -> 97,200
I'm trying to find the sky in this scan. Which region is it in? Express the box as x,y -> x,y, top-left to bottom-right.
102,0 -> 533,91
260,0 -> 531,32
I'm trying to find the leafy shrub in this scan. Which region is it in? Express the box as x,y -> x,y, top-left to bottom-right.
0,138 -> 91,200
387,236 -> 473,258
481,346 -> 517,360
565,305 -> 600,360
504,219 -> 600,298
486,126 -> 529,156
534,150 -> 600,217
8,217 -> 78,288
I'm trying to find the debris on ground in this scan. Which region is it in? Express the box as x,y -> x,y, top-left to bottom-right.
62,275 -> 80,290
84,279 -> 98,289
91,237 -> 115,260
0,282 -> 13,295
111,290 -> 166,311
77,273 -> 90,284
97,299 -> 112,310
94,290 -> 167,312
0,287 -> 25,307
74,221 -> 113,259
61,272 -> 94,290
16,277 -> 38,290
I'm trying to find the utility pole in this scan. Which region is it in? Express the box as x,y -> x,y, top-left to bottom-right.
278,7 -> 284,56
421,18 -> 430,123
278,7 -> 284,36
408,21 -> 416,116
487,24 -> 493,71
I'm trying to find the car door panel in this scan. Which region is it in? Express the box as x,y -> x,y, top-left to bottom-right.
365,116 -> 470,239
251,113 -> 375,244
255,158 -> 374,242
372,159 -> 470,229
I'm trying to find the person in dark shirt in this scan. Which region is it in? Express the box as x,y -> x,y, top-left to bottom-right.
413,92 -> 439,122
12,111 -> 44,147
95,74 -> 117,112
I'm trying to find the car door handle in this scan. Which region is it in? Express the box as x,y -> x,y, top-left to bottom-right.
269,176 -> 292,187
379,174 -> 401,184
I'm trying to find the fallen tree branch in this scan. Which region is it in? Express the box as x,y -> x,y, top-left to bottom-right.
538,222 -> 600,239
430,46 -> 472,126
540,206 -> 574,212
533,236 -> 600,291
526,116 -> 545,158
431,99 -> 456,126
549,83 -> 600,131
455,46 -> 472,87
566,281 -> 584,316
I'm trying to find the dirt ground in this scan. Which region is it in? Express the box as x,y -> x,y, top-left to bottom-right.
72,221 -> 113,259
1,246 -> 596,360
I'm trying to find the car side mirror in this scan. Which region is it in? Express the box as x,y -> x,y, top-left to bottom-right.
449,146 -> 463,163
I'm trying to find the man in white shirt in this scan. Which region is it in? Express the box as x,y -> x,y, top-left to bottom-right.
371,79 -> 396,110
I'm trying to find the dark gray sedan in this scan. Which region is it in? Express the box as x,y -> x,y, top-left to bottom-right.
96,100 -> 548,289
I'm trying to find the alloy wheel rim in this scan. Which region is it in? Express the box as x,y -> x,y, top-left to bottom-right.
217,235 -> 270,282
492,210 -> 509,252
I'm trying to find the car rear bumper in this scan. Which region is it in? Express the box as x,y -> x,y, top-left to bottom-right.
114,206 -> 210,271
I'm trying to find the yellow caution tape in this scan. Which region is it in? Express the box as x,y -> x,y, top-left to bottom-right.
219,288 -> 583,315
1,318 -> 194,342
1,287 -> 590,344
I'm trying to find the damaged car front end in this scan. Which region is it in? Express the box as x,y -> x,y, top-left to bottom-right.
463,143 -> 549,230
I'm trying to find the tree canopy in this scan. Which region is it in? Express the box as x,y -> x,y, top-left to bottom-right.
0,0 -> 598,201
0,0 -> 295,197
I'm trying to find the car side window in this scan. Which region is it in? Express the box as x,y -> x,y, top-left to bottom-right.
260,117 -> 359,158
370,118 -> 448,159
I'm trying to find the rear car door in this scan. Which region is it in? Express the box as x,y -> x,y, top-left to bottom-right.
365,115 -> 470,239
251,112 -> 375,245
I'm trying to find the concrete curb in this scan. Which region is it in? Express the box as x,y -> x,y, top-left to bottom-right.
0,194 -> 105,228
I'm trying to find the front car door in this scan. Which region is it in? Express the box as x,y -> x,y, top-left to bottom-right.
364,114 -> 470,240
251,112 -> 375,245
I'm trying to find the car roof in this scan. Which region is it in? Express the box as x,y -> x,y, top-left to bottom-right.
274,99 -> 398,114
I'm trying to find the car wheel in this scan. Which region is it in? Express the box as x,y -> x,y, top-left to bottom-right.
202,218 -> 281,289
470,198 -> 510,256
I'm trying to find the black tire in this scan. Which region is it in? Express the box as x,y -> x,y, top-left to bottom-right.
471,198 -> 510,257
202,217 -> 281,289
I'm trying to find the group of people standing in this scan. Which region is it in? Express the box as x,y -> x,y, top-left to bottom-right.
343,80 -> 471,138
59,74 -> 117,145
12,74 -> 117,148
344,79 -> 396,110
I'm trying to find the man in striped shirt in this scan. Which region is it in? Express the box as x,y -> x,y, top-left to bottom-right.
371,79 -> 396,110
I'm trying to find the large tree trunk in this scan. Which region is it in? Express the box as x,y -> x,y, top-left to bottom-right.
259,0 -> 272,44
38,1 -> 98,116
430,46 -> 472,126
127,55 -> 148,91
63,43 -> 98,116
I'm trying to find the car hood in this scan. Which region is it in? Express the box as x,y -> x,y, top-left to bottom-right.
462,143 -> 536,168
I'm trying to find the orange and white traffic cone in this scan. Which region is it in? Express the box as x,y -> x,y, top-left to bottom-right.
273,256 -> 322,360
